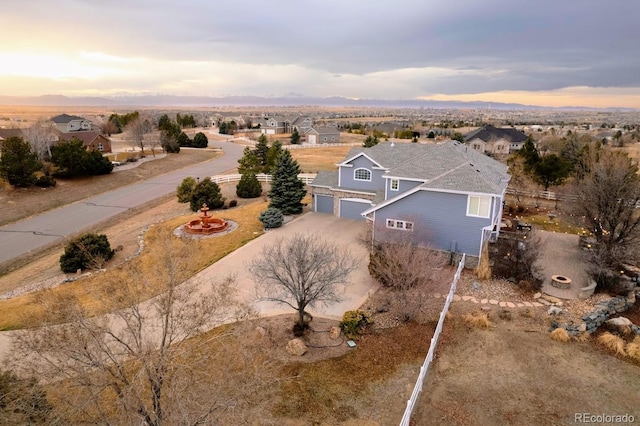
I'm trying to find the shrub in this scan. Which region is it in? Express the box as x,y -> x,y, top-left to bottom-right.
597,331 -> 626,356
192,132 -> 209,148
462,312 -> 491,329
626,336 -> 640,361
60,233 -> 114,273
229,199 -> 238,208
339,310 -> 372,339
176,176 -> 197,203
189,177 -> 225,212
550,327 -> 570,343
35,175 -> 56,187
236,172 -> 262,198
259,207 -> 283,229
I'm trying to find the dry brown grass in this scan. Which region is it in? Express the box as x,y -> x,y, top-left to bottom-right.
0,201 -> 267,330
290,146 -> 354,172
550,327 -> 570,343
462,312 -> 491,329
625,336 -> 640,361
573,332 -> 591,343
597,331 -> 626,356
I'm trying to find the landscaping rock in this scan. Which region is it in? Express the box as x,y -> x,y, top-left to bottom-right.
605,317 -> 632,329
329,326 -> 341,340
472,281 -> 482,291
533,292 -> 541,299
548,306 -> 564,316
541,294 -> 562,305
286,338 -> 308,356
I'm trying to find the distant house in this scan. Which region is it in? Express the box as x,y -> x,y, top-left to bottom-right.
465,125 -> 528,154
305,126 -> 340,144
51,114 -> 93,133
57,131 -> 112,153
309,141 -> 510,265
260,116 -> 291,135
291,116 -> 313,134
0,128 -> 26,153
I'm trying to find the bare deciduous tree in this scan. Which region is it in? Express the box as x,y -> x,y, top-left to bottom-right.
125,116 -> 153,155
22,120 -> 58,161
573,146 -> 640,270
12,234 -> 251,425
144,131 -> 161,157
368,238 -> 447,321
249,233 -> 359,332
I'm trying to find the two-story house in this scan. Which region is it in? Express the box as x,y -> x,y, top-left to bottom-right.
465,125 -> 528,154
309,141 -> 510,264
51,114 -> 93,133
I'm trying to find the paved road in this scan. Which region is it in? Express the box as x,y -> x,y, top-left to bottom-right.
0,140 -> 245,266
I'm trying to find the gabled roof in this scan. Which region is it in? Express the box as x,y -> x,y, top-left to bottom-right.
51,113 -> 86,124
0,128 -> 25,140
57,131 -> 102,145
339,141 -> 509,195
306,126 -> 339,135
465,125 -> 527,143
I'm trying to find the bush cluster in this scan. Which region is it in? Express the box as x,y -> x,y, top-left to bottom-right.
59,233 -> 115,273
259,207 -> 283,229
339,310 -> 372,339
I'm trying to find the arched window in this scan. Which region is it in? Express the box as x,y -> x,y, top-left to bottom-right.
354,168 -> 371,181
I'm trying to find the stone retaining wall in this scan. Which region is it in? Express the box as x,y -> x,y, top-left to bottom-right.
558,288 -> 640,336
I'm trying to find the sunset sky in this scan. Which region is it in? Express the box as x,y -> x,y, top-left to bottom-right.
1,0 -> 639,108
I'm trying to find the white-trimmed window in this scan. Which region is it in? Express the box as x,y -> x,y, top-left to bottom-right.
467,195 -> 491,218
354,168 -> 371,181
386,218 -> 414,231
323,136 -> 327,141
97,143 -> 104,151
390,179 -> 399,191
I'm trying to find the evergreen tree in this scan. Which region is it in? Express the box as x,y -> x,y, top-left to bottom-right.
236,172 -> 263,198
363,135 -> 379,147
254,134 -> 269,166
238,146 -> 261,174
192,132 -> 208,148
258,207 -> 284,229
266,140 -> 283,172
190,177 -> 225,211
60,233 -> 114,273
518,136 -> 540,172
268,150 -> 306,215
290,128 -> 301,144
0,136 -> 40,187
176,176 -> 197,203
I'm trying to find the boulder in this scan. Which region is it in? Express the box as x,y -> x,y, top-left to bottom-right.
329,326 -> 341,340
541,294 -> 563,305
548,306 -> 564,316
286,338 -> 308,356
533,292 -> 542,299
605,317 -> 632,329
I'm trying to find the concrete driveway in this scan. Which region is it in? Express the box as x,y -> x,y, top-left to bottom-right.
195,212 -> 379,320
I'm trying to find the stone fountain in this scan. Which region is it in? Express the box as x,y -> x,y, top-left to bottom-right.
183,203 -> 230,235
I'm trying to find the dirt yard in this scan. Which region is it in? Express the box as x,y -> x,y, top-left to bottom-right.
413,302 -> 640,426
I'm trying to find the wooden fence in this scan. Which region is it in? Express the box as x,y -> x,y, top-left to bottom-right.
399,254 -> 465,426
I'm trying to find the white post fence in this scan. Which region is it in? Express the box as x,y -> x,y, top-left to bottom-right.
399,254 -> 466,426
210,173 -> 317,185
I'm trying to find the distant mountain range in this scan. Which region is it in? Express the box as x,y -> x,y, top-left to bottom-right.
0,94 -> 635,111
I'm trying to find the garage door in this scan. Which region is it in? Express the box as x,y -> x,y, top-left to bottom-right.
339,198 -> 371,221
308,134 -> 317,144
315,195 -> 333,214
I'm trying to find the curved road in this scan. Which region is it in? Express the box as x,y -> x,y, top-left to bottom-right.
0,140 -> 246,266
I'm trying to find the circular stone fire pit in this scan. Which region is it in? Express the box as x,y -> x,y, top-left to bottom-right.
551,275 -> 572,289
183,204 -> 230,235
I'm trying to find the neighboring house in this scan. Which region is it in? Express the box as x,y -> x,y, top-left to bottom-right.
309,141 -> 510,264
305,126 -> 340,144
57,131 -> 112,153
51,114 -> 93,133
465,125 -> 528,154
260,116 -> 291,135
291,116 -> 313,134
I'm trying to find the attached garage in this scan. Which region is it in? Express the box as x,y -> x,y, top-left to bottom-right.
339,198 -> 372,221
315,194 -> 333,214
308,134 -> 317,144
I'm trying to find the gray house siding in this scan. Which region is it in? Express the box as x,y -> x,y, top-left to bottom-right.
339,156 -> 386,191
373,190 -> 492,256
386,178 -> 423,198
315,194 -> 333,214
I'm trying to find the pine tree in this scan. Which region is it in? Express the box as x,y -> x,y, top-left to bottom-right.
190,177 -> 225,211
237,146 -> 261,174
254,134 -> 269,167
268,150 -> 306,215
236,172 -> 262,198
363,135 -> 379,147
290,128 -> 300,144
266,140 -> 283,172
0,136 -> 40,187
